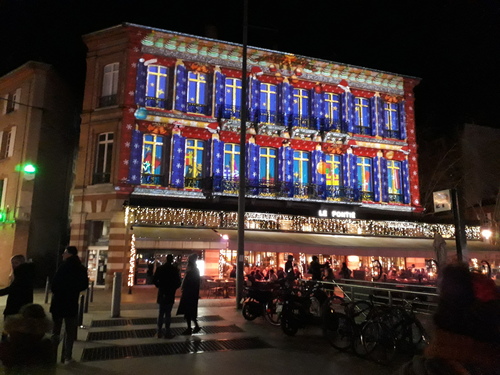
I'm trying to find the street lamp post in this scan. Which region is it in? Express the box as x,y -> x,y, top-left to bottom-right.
236,0 -> 248,309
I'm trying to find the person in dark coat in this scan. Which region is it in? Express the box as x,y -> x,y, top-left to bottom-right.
0,255 -> 35,342
176,253 -> 201,335
0,303 -> 55,374
309,256 -> 323,281
50,246 -> 88,364
153,254 -> 181,339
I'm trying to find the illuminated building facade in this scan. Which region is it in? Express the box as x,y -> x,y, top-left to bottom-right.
70,24 -> 492,286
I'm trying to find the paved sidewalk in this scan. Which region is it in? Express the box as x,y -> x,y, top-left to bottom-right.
1,287 -> 413,375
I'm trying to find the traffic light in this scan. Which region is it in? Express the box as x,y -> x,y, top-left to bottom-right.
0,209 -> 6,223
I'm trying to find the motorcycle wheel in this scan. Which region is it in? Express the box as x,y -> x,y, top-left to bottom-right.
264,298 -> 282,326
281,313 -> 299,336
242,303 -> 259,321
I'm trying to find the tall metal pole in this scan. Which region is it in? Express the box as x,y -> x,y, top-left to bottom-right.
236,0 -> 248,309
451,188 -> 467,263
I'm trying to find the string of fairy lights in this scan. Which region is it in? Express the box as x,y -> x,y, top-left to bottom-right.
124,206 -> 480,240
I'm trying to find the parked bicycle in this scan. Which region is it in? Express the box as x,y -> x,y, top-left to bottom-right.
280,280 -> 329,336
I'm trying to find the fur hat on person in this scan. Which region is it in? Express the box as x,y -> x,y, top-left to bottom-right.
4,304 -> 53,336
188,253 -> 198,264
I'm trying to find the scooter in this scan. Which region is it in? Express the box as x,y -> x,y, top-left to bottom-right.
280,281 -> 329,336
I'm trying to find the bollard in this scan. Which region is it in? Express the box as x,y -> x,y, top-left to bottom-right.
84,285 -> 90,313
78,294 -> 85,327
90,281 -> 94,303
44,276 -> 50,304
111,272 -> 122,318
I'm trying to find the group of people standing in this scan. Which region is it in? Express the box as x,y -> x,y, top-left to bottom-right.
0,246 -> 88,372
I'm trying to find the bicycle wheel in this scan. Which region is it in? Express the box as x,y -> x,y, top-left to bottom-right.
347,300 -> 373,325
264,297 -> 282,326
323,312 -> 354,351
362,320 -> 396,365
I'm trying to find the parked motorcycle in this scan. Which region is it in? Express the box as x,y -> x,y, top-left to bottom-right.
280,281 -> 329,336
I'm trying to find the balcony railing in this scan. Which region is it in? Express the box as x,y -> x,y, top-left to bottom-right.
145,97 -> 168,109
385,129 -> 401,139
388,193 -> 404,204
99,95 -> 117,108
325,186 -> 355,202
354,125 -> 372,136
185,177 -> 203,189
92,173 -> 111,185
141,174 -> 163,185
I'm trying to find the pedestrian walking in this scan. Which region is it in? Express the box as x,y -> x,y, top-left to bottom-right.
49,246 -> 88,364
153,254 -> 181,339
0,255 -> 35,342
176,254 -> 201,335
308,256 -> 322,281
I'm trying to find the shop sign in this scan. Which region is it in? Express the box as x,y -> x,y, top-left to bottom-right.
433,189 -> 452,213
318,210 -> 356,219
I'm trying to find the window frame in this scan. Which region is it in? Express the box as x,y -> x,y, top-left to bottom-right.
93,132 -> 114,184
383,102 -> 400,139
224,77 -> 242,118
356,156 -> 374,197
292,88 -> 310,126
387,159 -> 404,203
324,92 -> 341,130
293,150 -> 310,184
141,133 -> 165,186
184,138 -> 205,188
223,143 -> 240,181
146,65 -> 169,109
354,97 -> 371,135
259,147 -> 277,184
325,154 -> 342,187
100,62 -> 119,107
187,71 -> 208,113
259,83 -> 277,124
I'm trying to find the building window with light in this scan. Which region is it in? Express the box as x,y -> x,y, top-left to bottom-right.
185,139 -> 205,188
354,97 -> 371,135
141,134 -> 164,185
187,72 -> 208,114
146,65 -> 168,109
387,160 -> 403,203
0,126 -> 15,159
324,93 -> 341,131
93,132 -> 114,184
357,156 -> 373,200
100,62 -> 119,107
223,143 -> 240,181
292,88 -> 310,126
384,102 -> 400,139
259,147 -> 277,191
293,150 -> 310,196
325,154 -> 343,199
224,78 -> 242,119
259,83 -> 277,124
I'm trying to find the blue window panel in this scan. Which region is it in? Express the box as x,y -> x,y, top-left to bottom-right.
293,150 -> 310,184
354,97 -> 372,135
259,83 -> 277,123
128,129 -> 143,184
224,78 -> 242,119
135,60 -> 147,107
223,143 -> 240,180
146,65 -> 168,109
357,157 -> 373,192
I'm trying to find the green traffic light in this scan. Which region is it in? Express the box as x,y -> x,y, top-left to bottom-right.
0,210 -> 6,223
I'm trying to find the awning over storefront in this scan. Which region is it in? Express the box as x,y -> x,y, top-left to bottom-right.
131,226 -> 499,259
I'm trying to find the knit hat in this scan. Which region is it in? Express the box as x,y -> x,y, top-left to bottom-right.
4,304 -> 53,336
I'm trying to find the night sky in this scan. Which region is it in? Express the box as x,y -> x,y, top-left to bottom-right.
1,0 -> 499,143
